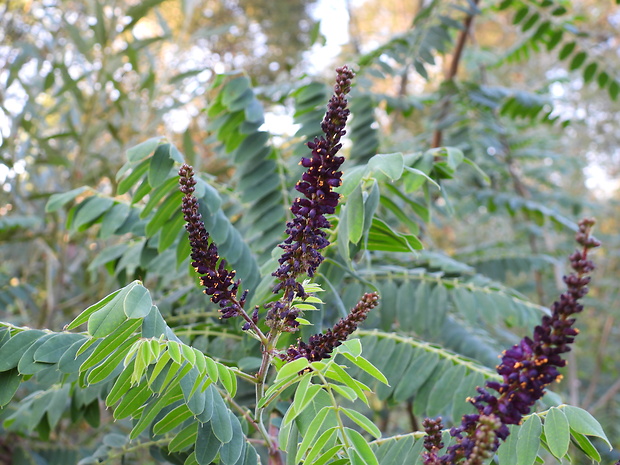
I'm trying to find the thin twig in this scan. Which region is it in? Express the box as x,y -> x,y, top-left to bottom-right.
431,0 -> 480,148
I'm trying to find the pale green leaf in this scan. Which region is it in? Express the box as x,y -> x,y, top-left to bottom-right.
340,408 -> 381,439
544,407 -> 570,459
127,136 -> 163,162
368,153 -> 404,181
562,405 -> 612,449
517,415 -> 541,465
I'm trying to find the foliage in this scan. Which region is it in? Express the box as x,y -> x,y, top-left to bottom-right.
1,0 -> 619,464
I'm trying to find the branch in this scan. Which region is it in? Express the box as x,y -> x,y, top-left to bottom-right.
431,0 -> 480,148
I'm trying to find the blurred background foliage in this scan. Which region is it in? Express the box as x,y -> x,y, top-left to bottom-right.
1,0 -> 619,463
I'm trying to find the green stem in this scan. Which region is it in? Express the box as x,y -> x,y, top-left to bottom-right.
315,370 -> 351,450
356,329 -> 500,380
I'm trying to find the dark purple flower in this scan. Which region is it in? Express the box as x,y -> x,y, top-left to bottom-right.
179,164 -> 245,319
268,66 -> 355,330
283,292 -> 378,363
432,219 -> 600,464
423,417 -> 445,465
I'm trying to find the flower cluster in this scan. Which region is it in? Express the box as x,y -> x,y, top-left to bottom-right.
423,218 -> 600,464
422,417 -> 444,465
179,164 -> 246,319
283,292 -> 378,362
268,66 -> 355,330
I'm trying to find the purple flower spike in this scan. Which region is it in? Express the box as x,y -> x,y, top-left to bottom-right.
423,417 -> 445,465
179,164 -> 244,320
269,66 -> 355,329
437,219 -> 600,464
283,292 -> 378,363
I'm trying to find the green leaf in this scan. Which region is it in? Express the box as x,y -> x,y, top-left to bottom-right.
597,71 -> 609,88
344,427 -> 379,465
521,12 -> 540,32
402,166 -> 440,190
17,332 -> 56,374
123,283 -> 153,319
59,339 -> 99,374
326,362 -> 366,401
340,408 -> 381,439
72,196 -> 115,231
558,42 -> 576,60
130,383 -> 184,439
513,6 -> 529,24
295,384 -> 323,422
570,429 -> 601,462
153,404 -> 193,435
368,153 -> 404,181
562,405 -> 611,449
245,98 -> 265,124
86,281 -> 143,337
222,76 -> 251,107
33,332 -> 84,363
211,391 -> 234,443
338,165 -> 368,197
123,0 -> 167,30
87,291 -> 131,338
145,191 -> 184,237
87,335 -> 140,384
347,184 -> 365,244
46,186 -> 89,212
233,132 -> 270,163
100,202 -> 132,239
295,406 -> 332,463
341,353 -> 388,385
275,358 -> 310,381
168,341 -> 182,364
0,329 -> 46,372
219,412 -> 244,464
149,143 -> 175,187
551,5 -> 567,15
311,445 -> 342,465
196,420 -> 222,465
81,318 -> 143,372
117,158 -> 151,194
113,381 -> 152,419
196,384 -> 215,423
427,364 -> 467,417
583,62 -> 598,83
544,407 -> 570,459
336,339 -> 362,358
291,373 -> 312,415
180,366 -> 204,414
461,158 -> 490,185
497,425 -> 518,465
127,136 -> 163,162
609,80 -> 620,101
304,427 -> 338,464
141,176 -> 179,218
393,350 -> 439,402
67,288 -> 121,331
569,51 -> 587,71
367,218 -> 423,252
546,29 -> 563,51
148,350 -> 171,386
517,415 -> 541,465
169,422 -> 198,453
0,369 -> 22,407
217,362 -> 237,397
105,359 -> 135,407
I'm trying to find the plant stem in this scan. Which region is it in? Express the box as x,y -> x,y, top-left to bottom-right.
431,0 -> 480,148
316,370 -> 351,450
